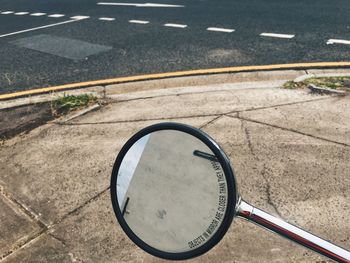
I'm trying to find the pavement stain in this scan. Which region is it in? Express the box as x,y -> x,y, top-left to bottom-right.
0,102 -> 53,141
207,49 -> 252,64
0,94 -> 99,142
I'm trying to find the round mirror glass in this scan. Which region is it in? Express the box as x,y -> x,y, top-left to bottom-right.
111,123 -> 237,259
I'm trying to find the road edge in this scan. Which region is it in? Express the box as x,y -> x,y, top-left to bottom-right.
1,61 -> 350,101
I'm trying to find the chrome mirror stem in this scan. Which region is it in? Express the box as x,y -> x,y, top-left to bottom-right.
237,200 -> 350,263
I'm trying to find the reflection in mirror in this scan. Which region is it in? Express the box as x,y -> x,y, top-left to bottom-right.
116,130 -> 228,253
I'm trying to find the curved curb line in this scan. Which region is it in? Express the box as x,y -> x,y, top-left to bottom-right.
1,61 -> 350,101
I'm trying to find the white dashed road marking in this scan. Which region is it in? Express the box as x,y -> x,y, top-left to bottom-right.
97,2 -> 184,8
70,16 -> 90,20
207,27 -> 235,33
48,14 -> 65,18
260,33 -> 295,39
14,12 -> 29,15
1,9 -> 348,47
164,23 -> 187,28
326,39 -> 350,45
0,19 -> 86,38
129,20 -> 149,24
99,17 -> 115,21
30,13 -> 47,16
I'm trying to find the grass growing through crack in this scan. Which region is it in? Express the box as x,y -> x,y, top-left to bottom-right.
51,94 -> 98,116
283,76 -> 350,90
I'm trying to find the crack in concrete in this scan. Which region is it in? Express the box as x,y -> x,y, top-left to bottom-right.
237,114 -> 255,156
261,164 -> 283,218
241,120 -> 255,155
244,126 -> 254,155
238,117 -> 283,218
102,86 -> 107,99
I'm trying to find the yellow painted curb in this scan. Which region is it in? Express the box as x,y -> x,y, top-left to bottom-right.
1,61 -> 350,100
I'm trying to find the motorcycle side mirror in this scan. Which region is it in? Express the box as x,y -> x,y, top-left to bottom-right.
110,123 -> 350,263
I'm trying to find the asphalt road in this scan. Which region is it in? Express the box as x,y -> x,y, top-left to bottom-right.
0,0 -> 350,94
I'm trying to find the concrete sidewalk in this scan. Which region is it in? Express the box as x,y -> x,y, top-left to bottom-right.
0,69 -> 349,263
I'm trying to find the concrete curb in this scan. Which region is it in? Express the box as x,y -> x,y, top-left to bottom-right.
307,84 -> 347,95
1,62 -> 350,102
1,66 -> 350,110
294,72 -> 350,83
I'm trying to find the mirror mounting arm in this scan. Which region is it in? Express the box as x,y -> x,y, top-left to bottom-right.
236,198 -> 253,218
236,200 -> 350,263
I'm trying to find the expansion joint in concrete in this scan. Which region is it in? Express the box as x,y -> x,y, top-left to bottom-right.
240,96 -> 333,114
0,228 -> 47,262
54,186 -> 109,226
57,113 -> 223,126
47,233 -> 67,247
199,115 -> 223,129
0,184 -> 47,229
227,114 -> 349,148
0,187 -> 109,262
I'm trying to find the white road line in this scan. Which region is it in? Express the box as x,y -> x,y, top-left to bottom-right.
30,13 -> 47,16
129,20 -> 149,24
0,19 -> 86,38
70,15 -> 90,20
327,39 -> 350,45
207,27 -> 235,33
14,12 -> 29,15
260,32 -> 295,39
1,11 -> 14,14
97,2 -> 184,8
48,14 -> 65,18
99,17 -> 115,21
164,23 -> 187,28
